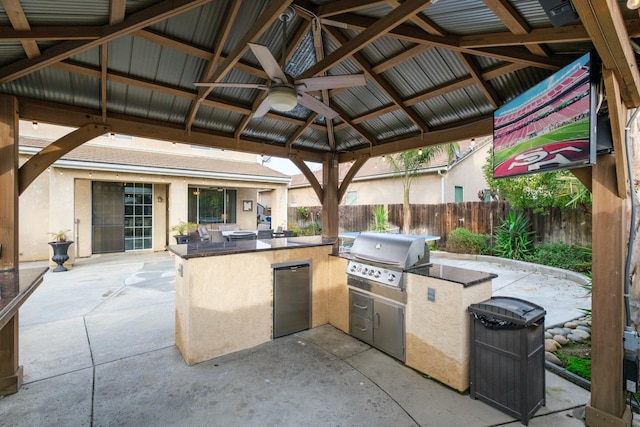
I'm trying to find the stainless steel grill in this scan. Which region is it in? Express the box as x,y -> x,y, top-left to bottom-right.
346,233 -> 429,290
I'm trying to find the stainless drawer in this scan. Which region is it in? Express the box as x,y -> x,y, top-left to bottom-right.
350,313 -> 373,344
350,290 -> 372,317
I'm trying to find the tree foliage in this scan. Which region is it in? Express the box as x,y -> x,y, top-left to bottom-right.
387,143 -> 459,232
482,147 -> 591,213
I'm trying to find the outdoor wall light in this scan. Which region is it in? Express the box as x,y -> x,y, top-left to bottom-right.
267,85 -> 297,112
32,121 -> 38,129
629,0 -> 640,9
157,196 -> 163,203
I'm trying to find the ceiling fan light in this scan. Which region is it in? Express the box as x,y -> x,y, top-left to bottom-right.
268,86 -> 297,112
629,0 -> 640,9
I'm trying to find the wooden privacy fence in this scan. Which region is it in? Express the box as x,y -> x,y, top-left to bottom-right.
288,202 -> 592,248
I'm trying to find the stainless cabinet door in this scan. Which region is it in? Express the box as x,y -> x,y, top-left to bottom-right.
273,265 -> 310,338
373,299 -> 405,362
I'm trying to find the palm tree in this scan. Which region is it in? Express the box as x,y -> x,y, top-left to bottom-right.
387,143 -> 459,233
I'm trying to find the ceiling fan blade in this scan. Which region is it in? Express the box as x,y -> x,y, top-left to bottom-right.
253,97 -> 272,118
193,82 -> 268,89
295,74 -> 366,91
297,93 -> 339,120
248,42 -> 288,83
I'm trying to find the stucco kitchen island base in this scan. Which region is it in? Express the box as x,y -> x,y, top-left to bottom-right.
168,237 -> 337,365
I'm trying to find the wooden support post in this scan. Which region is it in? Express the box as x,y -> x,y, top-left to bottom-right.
0,95 -> 18,270
585,154 -> 631,427
0,94 -> 22,395
321,153 -> 339,246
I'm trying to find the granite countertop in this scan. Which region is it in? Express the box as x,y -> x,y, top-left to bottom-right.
167,236 -> 336,259
0,267 -> 48,329
407,262 -> 497,287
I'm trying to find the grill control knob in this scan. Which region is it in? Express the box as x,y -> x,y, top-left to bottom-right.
373,270 -> 381,278
387,273 -> 396,282
349,265 -> 356,272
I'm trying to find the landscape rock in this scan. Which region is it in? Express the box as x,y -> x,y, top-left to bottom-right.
547,328 -> 566,336
564,321 -> 579,328
545,338 -> 560,352
572,329 -> 590,339
576,325 -> 591,333
554,335 -> 569,345
545,351 -> 563,365
545,331 -> 553,339
567,333 -> 584,343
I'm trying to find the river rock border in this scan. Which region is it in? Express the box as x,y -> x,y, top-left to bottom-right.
544,316 -> 591,365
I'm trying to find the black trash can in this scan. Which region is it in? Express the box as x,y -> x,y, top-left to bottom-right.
469,297 -> 546,426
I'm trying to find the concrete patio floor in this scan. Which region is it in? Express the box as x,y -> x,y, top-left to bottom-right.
0,251 -> 596,426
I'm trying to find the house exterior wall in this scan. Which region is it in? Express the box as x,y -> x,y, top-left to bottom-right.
289,144 -> 490,207
18,161 -> 288,263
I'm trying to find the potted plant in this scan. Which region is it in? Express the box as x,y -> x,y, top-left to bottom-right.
48,229 -> 73,272
171,221 -> 195,244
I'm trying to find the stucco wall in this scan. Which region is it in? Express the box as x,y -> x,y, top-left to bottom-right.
288,144 -> 491,207
18,161 -> 287,261
174,245 -> 333,365
404,272 -> 492,392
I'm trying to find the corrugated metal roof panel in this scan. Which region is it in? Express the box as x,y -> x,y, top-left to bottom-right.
333,84 -> 390,117
360,111 -> 418,141
193,105 -> 244,133
18,0 -> 110,25
426,0 -> 506,34
244,117 -> 298,145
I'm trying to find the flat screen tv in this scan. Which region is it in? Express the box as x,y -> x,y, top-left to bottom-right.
492,51 -> 602,179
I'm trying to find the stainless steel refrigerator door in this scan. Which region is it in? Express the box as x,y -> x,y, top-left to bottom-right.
273,264 -> 310,338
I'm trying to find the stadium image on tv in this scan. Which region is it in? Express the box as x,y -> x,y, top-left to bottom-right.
492,51 -> 596,179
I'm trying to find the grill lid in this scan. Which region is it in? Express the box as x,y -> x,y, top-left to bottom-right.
350,232 -> 426,268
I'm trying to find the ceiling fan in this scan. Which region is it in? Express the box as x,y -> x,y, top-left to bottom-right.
194,8 -> 366,120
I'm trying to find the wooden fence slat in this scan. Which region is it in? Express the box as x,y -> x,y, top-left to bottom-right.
289,202 -> 592,248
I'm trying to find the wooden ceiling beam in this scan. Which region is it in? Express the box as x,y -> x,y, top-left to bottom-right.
100,44 -> 108,121
572,0 -> 640,107
1,0 -> 40,58
338,116 -> 493,161
299,0 -> 435,79
456,52 -> 500,109
326,25 -> 429,133
0,0 -> 212,84
187,0 -> 242,130
385,0 -> 446,37
18,98 -> 327,164
372,44 -> 432,74
195,1 -> 293,100
311,18 -> 335,152
338,154 -> 369,201
289,153 -> 324,201
482,0 -> 549,57
134,29 -> 268,79
317,0 -> 388,18
109,0 -> 127,25
18,123 -> 111,195
52,60 -> 326,132
326,13 -> 566,70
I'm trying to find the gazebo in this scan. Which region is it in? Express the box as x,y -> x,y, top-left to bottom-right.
0,1 -> 638,425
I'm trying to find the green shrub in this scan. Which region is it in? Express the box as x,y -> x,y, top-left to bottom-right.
446,228 -> 491,255
493,211 -> 534,260
525,242 -> 592,274
371,205 -> 389,231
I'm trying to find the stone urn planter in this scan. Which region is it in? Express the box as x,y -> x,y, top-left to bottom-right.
48,240 -> 73,272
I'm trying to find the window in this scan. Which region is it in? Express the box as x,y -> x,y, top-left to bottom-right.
124,183 -> 153,251
188,187 -> 237,224
345,191 -> 358,205
454,186 -> 464,203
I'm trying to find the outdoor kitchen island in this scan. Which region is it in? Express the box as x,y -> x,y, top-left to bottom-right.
169,234 -> 496,393
167,236 -> 341,366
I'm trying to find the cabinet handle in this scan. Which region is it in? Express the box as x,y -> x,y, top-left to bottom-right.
374,312 -> 380,329
356,326 -> 367,332
354,303 -> 368,310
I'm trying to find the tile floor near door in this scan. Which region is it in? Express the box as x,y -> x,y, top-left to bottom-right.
3,252 -> 592,426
